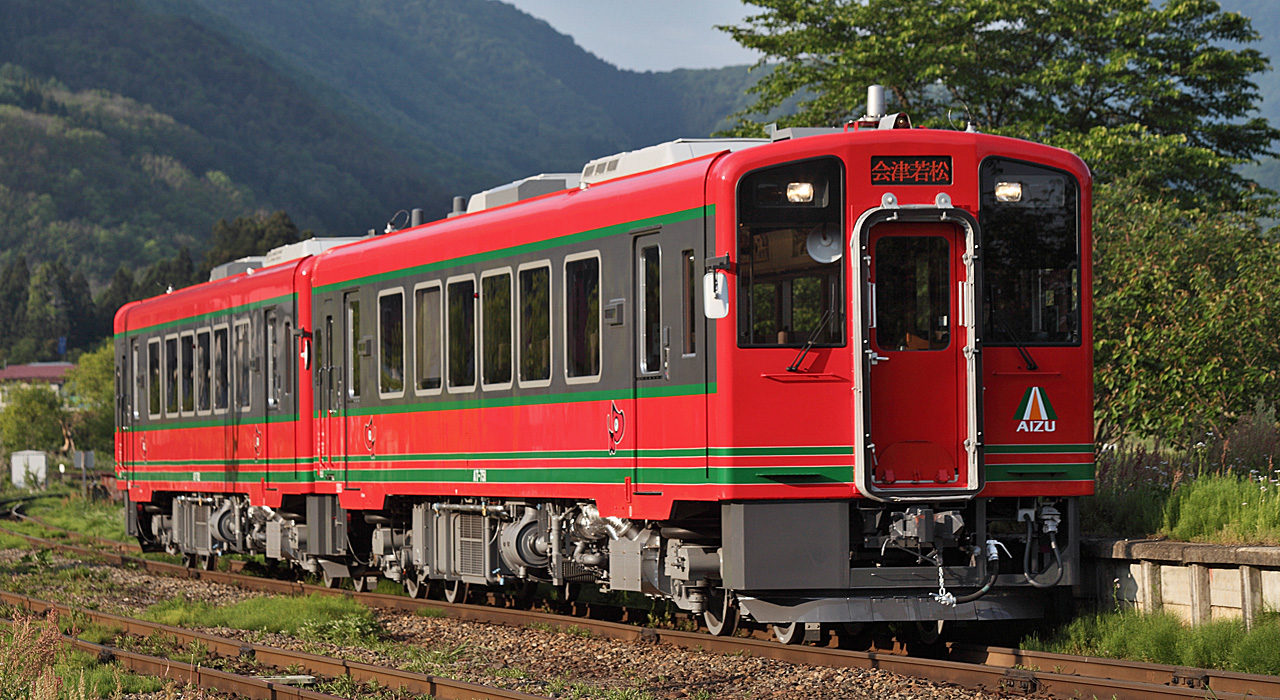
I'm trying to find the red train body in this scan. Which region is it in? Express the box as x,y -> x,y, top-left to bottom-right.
116,118 -> 1092,637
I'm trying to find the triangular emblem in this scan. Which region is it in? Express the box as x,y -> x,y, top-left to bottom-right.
1015,387 -> 1058,421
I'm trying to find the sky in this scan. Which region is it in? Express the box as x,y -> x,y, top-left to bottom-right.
501,0 -> 760,72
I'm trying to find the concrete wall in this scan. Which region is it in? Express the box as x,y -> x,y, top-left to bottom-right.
1082,538 -> 1280,629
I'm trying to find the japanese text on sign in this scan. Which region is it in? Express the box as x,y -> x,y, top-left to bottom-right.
870,156 -> 953,185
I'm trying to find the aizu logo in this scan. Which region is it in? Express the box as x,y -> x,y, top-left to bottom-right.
1015,387 -> 1057,433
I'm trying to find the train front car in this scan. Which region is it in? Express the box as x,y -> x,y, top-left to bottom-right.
701,125 -> 1092,640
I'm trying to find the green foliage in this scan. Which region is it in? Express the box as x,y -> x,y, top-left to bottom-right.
1091,178 -> 1280,441
1164,471 -> 1280,544
141,592 -> 380,638
1085,402 -> 1280,541
1024,610 -> 1280,675
63,343 -> 115,454
723,0 -> 1276,162
0,385 -> 66,454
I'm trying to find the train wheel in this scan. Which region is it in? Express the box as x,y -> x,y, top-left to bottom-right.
352,574 -> 374,593
404,576 -> 426,599
704,589 -> 738,637
772,621 -> 804,645
321,570 -> 342,589
443,579 -> 469,604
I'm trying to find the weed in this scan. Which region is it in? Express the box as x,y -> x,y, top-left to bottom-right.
413,607 -> 446,618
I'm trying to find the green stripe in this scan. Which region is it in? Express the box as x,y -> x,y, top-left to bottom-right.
985,463 -> 1094,481
122,463 -> 851,487
332,381 -> 716,417
313,206 -> 711,295
985,444 -> 1093,454
127,412 -> 300,431
121,294 -> 295,337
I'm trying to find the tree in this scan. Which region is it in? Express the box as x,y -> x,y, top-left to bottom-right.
1092,176 -> 1280,443
198,210 -> 311,280
722,0 -> 1277,202
0,385 -> 67,454
64,342 -> 114,453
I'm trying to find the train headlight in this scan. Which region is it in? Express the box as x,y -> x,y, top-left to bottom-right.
994,181 -> 1023,202
786,182 -> 815,203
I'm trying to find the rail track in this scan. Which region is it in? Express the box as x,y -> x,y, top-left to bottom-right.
0,589 -> 548,700
4,507 -> 1280,699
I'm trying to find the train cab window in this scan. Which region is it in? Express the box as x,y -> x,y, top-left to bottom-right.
481,270 -> 513,390
213,325 -> 229,412
414,283 -> 443,394
180,332 -> 195,414
447,276 -> 477,392
131,340 -> 142,420
517,262 -> 551,387
346,298 -> 363,398
980,158 -> 1081,346
682,249 -> 696,356
640,244 -> 661,373
874,237 -> 951,351
147,339 -> 160,418
196,329 -> 211,413
736,156 -> 845,348
379,290 -> 406,397
234,320 -> 251,411
564,253 -> 601,382
164,335 -> 179,417
282,320 -> 292,402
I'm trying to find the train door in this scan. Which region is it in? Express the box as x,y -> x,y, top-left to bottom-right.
262,308 -> 280,488
340,291 -> 363,487
632,229 -> 707,487
121,339 -> 140,479
317,299 -> 337,482
860,219 -> 981,498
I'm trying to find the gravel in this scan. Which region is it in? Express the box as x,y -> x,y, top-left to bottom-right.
0,548 -> 1009,699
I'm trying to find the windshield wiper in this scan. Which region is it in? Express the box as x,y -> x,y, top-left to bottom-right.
994,313 -> 1038,371
787,308 -> 834,372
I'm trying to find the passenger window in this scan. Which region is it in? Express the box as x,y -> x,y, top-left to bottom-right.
379,290 -> 405,396
640,245 -> 661,373
196,330 -> 211,413
565,253 -> 601,381
266,315 -> 279,409
346,298 -> 362,398
180,332 -> 195,414
147,339 -> 161,418
518,263 -> 551,385
481,270 -> 512,389
234,320 -> 251,410
213,326 -> 229,412
447,277 -> 476,391
414,283 -> 443,393
682,249 -> 696,356
165,335 -> 179,416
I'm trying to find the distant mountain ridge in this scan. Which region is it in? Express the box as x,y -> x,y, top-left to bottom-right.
0,0 -> 758,279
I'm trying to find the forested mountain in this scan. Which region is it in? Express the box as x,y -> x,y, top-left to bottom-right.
1223,0 -> 1280,195
138,0 -> 757,185
0,0 -> 756,286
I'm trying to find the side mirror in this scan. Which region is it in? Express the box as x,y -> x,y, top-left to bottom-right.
703,271 -> 729,319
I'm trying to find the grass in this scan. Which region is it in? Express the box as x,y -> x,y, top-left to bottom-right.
0,608 -> 165,699
141,592 -> 381,642
1023,609 -> 1280,675
1087,401 -> 1280,543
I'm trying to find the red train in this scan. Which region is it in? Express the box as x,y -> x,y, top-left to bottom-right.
115,98 -> 1092,642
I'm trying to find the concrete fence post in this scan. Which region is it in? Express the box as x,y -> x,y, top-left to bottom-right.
1241,565 -> 1263,631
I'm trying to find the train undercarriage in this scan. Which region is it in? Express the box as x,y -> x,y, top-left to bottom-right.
128,493 -> 1077,642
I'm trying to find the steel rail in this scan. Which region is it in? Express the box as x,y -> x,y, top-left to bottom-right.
4,519 -> 1279,699
0,589 -> 549,700
0,616 -> 343,700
